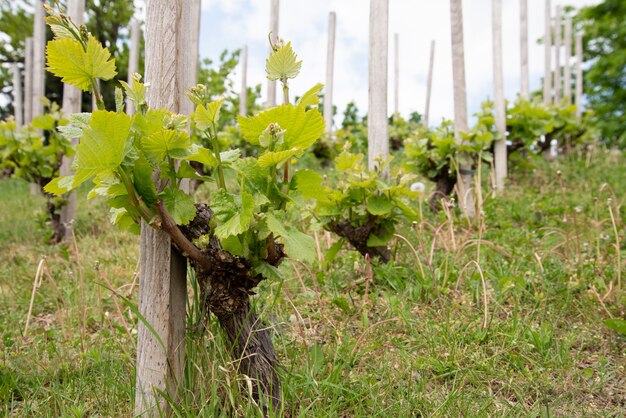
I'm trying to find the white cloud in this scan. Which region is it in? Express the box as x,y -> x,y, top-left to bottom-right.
199,0 -> 599,125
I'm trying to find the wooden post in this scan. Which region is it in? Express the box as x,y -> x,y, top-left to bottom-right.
32,0 -> 45,121
267,0 -> 279,107
12,63 -> 23,126
450,0 -> 474,216
368,0 -> 389,172
31,1 -> 46,195
493,0 -> 506,191
543,0 -> 552,105
324,11 -> 336,132
239,45 -> 248,116
135,0 -> 199,415
424,40 -> 435,127
554,6 -> 562,103
24,37 -> 33,124
575,32 -> 583,119
520,0 -> 529,99
393,32 -> 399,115
59,0 -> 85,243
126,20 -> 141,115
564,15 -> 572,104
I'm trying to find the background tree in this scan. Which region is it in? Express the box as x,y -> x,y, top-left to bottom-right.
575,0 -> 626,147
0,0 -> 137,116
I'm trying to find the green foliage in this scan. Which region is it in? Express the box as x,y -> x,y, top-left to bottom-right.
46,35 -> 118,92
0,99 -> 72,186
265,41 -> 302,82
296,150 -> 419,253
42,6 -> 321,277
575,0 -> 626,147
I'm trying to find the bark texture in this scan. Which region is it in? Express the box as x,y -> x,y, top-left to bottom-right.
328,217 -> 392,263
428,170 -> 457,212
179,204 -> 283,410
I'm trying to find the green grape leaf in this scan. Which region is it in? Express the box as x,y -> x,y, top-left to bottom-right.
219,149 -> 242,164
133,109 -> 169,136
292,169 -> 326,200
367,194 -> 393,216
254,262 -> 283,281
297,83 -> 324,109
193,98 -> 224,130
238,104 -> 324,151
46,35 -> 117,91
213,189 -> 255,240
258,148 -> 299,167
335,151 -> 365,172
45,15 -> 74,40
180,143 -> 218,167
70,110 -> 131,190
110,207 -> 141,235
133,154 -> 158,205
266,41 -> 302,81
141,129 -> 191,165
160,188 -> 196,225
265,212 -> 315,262
44,175 -> 75,195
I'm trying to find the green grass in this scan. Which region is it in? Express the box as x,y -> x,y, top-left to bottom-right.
1,151 -> 625,416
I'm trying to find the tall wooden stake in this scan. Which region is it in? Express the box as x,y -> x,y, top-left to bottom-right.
424,40 -> 435,126
544,0 -> 552,105
32,0 -> 45,121
554,6 -> 562,103
564,15 -> 572,104
493,0 -> 506,191
393,32 -> 399,115
12,63 -> 23,126
59,0 -> 85,243
126,20 -> 141,115
575,32 -> 583,119
24,37 -> 33,124
324,11 -> 336,132
368,0 -> 389,173
31,1 -> 46,195
239,45 -> 248,116
267,0 -> 279,107
520,0 -> 529,99
450,0 -> 474,216
135,0 -> 199,415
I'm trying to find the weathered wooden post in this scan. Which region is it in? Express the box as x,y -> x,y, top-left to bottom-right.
11,63 -> 23,126
31,1 -> 46,195
324,11 -> 336,132
564,16 -> 572,104
393,32 -> 399,115
126,19 -> 141,115
368,0 -> 389,173
134,0 -> 200,415
544,0 -> 552,105
59,0 -> 85,242
450,0 -> 474,216
520,0 -> 529,99
554,6 -> 562,103
424,40 -> 435,126
575,32 -> 583,119
32,0 -> 45,121
267,0 -> 279,107
239,45 -> 248,116
493,0 -> 506,191
24,37 -> 33,124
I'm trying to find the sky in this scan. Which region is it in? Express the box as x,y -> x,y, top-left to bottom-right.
196,0 -> 599,128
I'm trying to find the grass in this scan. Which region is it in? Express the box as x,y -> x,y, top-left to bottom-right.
1,150 -> 625,417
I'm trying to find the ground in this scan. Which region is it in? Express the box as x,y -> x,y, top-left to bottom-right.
0,150 -> 624,417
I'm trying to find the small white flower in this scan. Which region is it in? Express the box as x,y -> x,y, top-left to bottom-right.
410,182 -> 426,193
131,328 -> 138,335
